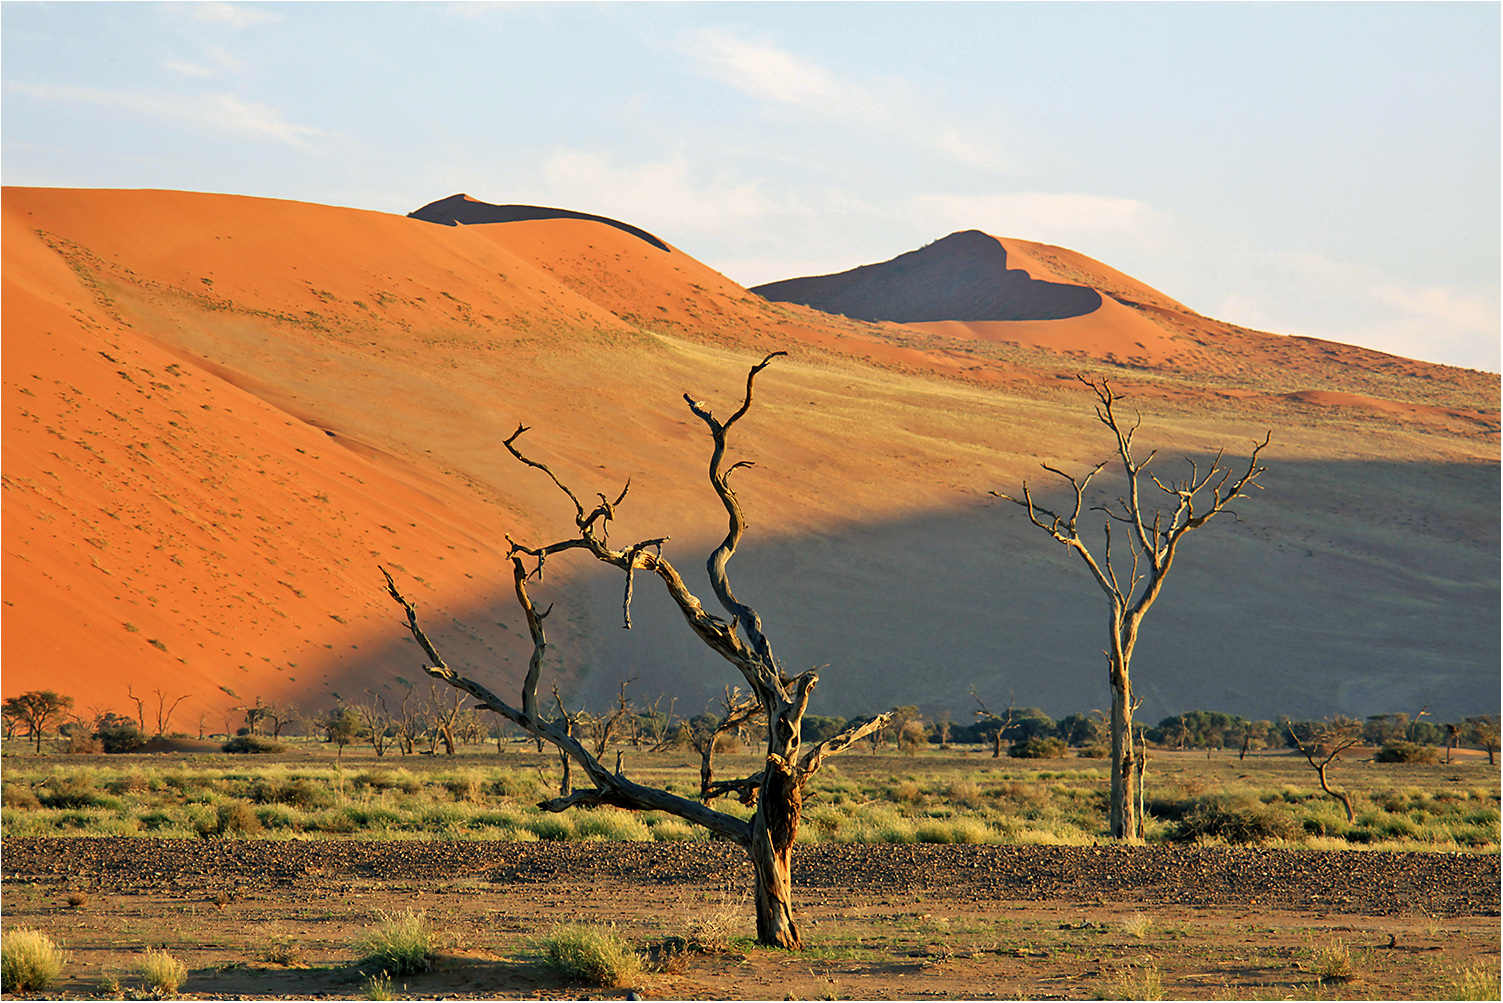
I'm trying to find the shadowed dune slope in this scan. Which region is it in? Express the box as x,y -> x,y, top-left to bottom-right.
752,230 -> 1103,323
409,193 -> 671,252
2,187 -> 1496,730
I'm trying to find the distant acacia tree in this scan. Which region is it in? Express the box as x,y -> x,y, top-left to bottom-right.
996,377 -> 1269,841
1289,717 -> 1362,823
1464,715 -> 1500,765
3,691 -> 75,753
384,354 -> 890,948
323,705 -> 361,761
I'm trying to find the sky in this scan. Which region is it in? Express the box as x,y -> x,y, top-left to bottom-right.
4,1 -> 1499,372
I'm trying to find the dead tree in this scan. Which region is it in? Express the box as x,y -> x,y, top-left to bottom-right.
359,692 -> 395,757
588,676 -> 639,759
383,353 -> 890,948
150,689 -> 190,737
425,683 -> 467,755
125,685 -> 147,732
971,688 -> 1015,758
995,376 -> 1269,840
1290,717 -> 1362,823
550,684 -> 586,797
693,686 -> 762,803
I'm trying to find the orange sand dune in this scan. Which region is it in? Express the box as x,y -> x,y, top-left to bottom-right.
761,232 -> 1497,411
3,187 -> 1496,729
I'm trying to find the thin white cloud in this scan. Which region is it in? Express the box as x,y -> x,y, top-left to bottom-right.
540,152 -> 782,236
682,29 -> 849,106
936,131 -> 1005,171
678,28 -> 1015,171
8,82 -> 327,150
166,46 -> 244,77
190,2 -> 282,28
164,60 -> 215,78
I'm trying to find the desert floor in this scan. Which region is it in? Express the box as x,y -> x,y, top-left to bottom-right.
3,836 -> 1498,1001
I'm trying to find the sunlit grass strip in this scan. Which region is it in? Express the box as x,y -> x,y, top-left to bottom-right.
1,758 -> 1495,850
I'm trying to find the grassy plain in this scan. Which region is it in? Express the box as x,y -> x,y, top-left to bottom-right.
2,741 -> 1497,853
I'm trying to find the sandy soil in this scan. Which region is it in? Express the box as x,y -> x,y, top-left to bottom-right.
4,837 -> 1496,1000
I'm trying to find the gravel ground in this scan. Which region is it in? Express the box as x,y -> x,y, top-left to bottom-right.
5,837 -> 1497,917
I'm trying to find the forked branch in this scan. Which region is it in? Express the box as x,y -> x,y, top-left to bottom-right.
381,568 -> 751,843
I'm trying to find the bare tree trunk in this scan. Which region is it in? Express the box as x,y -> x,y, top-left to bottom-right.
750,756 -> 801,948
1109,670 -> 1138,841
996,377 -> 1268,844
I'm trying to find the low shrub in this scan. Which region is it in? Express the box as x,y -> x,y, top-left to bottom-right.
915,818 -> 990,844
222,735 -> 286,754
2,783 -> 41,810
354,770 -> 421,794
485,772 -> 536,798
1009,737 -> 1066,759
252,777 -> 330,810
199,801 -> 262,837
354,909 -> 435,977
1374,741 -> 1438,764
67,731 -> 104,754
442,773 -> 483,802
541,923 -> 644,987
574,811 -> 652,841
255,805 -> 302,831
96,723 -> 147,754
1167,796 -> 1300,844
1,927 -> 66,992
139,809 -> 177,831
38,777 -> 118,810
1450,963 -> 1502,1001
528,815 -> 576,841
1311,939 -> 1354,982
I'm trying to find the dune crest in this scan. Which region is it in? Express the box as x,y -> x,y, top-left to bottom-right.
409,193 -> 671,252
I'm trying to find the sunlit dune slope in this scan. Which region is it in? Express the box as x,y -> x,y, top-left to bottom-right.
3,187 -> 1496,730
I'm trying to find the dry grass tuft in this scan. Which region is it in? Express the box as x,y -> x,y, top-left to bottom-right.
1311,938 -> 1355,982
1,927 -> 66,993
353,909 -> 435,977
138,946 -> 188,996
541,923 -> 644,987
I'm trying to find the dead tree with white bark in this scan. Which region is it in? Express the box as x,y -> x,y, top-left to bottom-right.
995,376 -> 1269,841
382,353 -> 890,948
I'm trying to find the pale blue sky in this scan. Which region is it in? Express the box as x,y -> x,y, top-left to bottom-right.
4,1 -> 1498,371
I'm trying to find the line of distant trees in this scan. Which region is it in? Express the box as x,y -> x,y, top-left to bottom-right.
3,685 -> 1498,767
